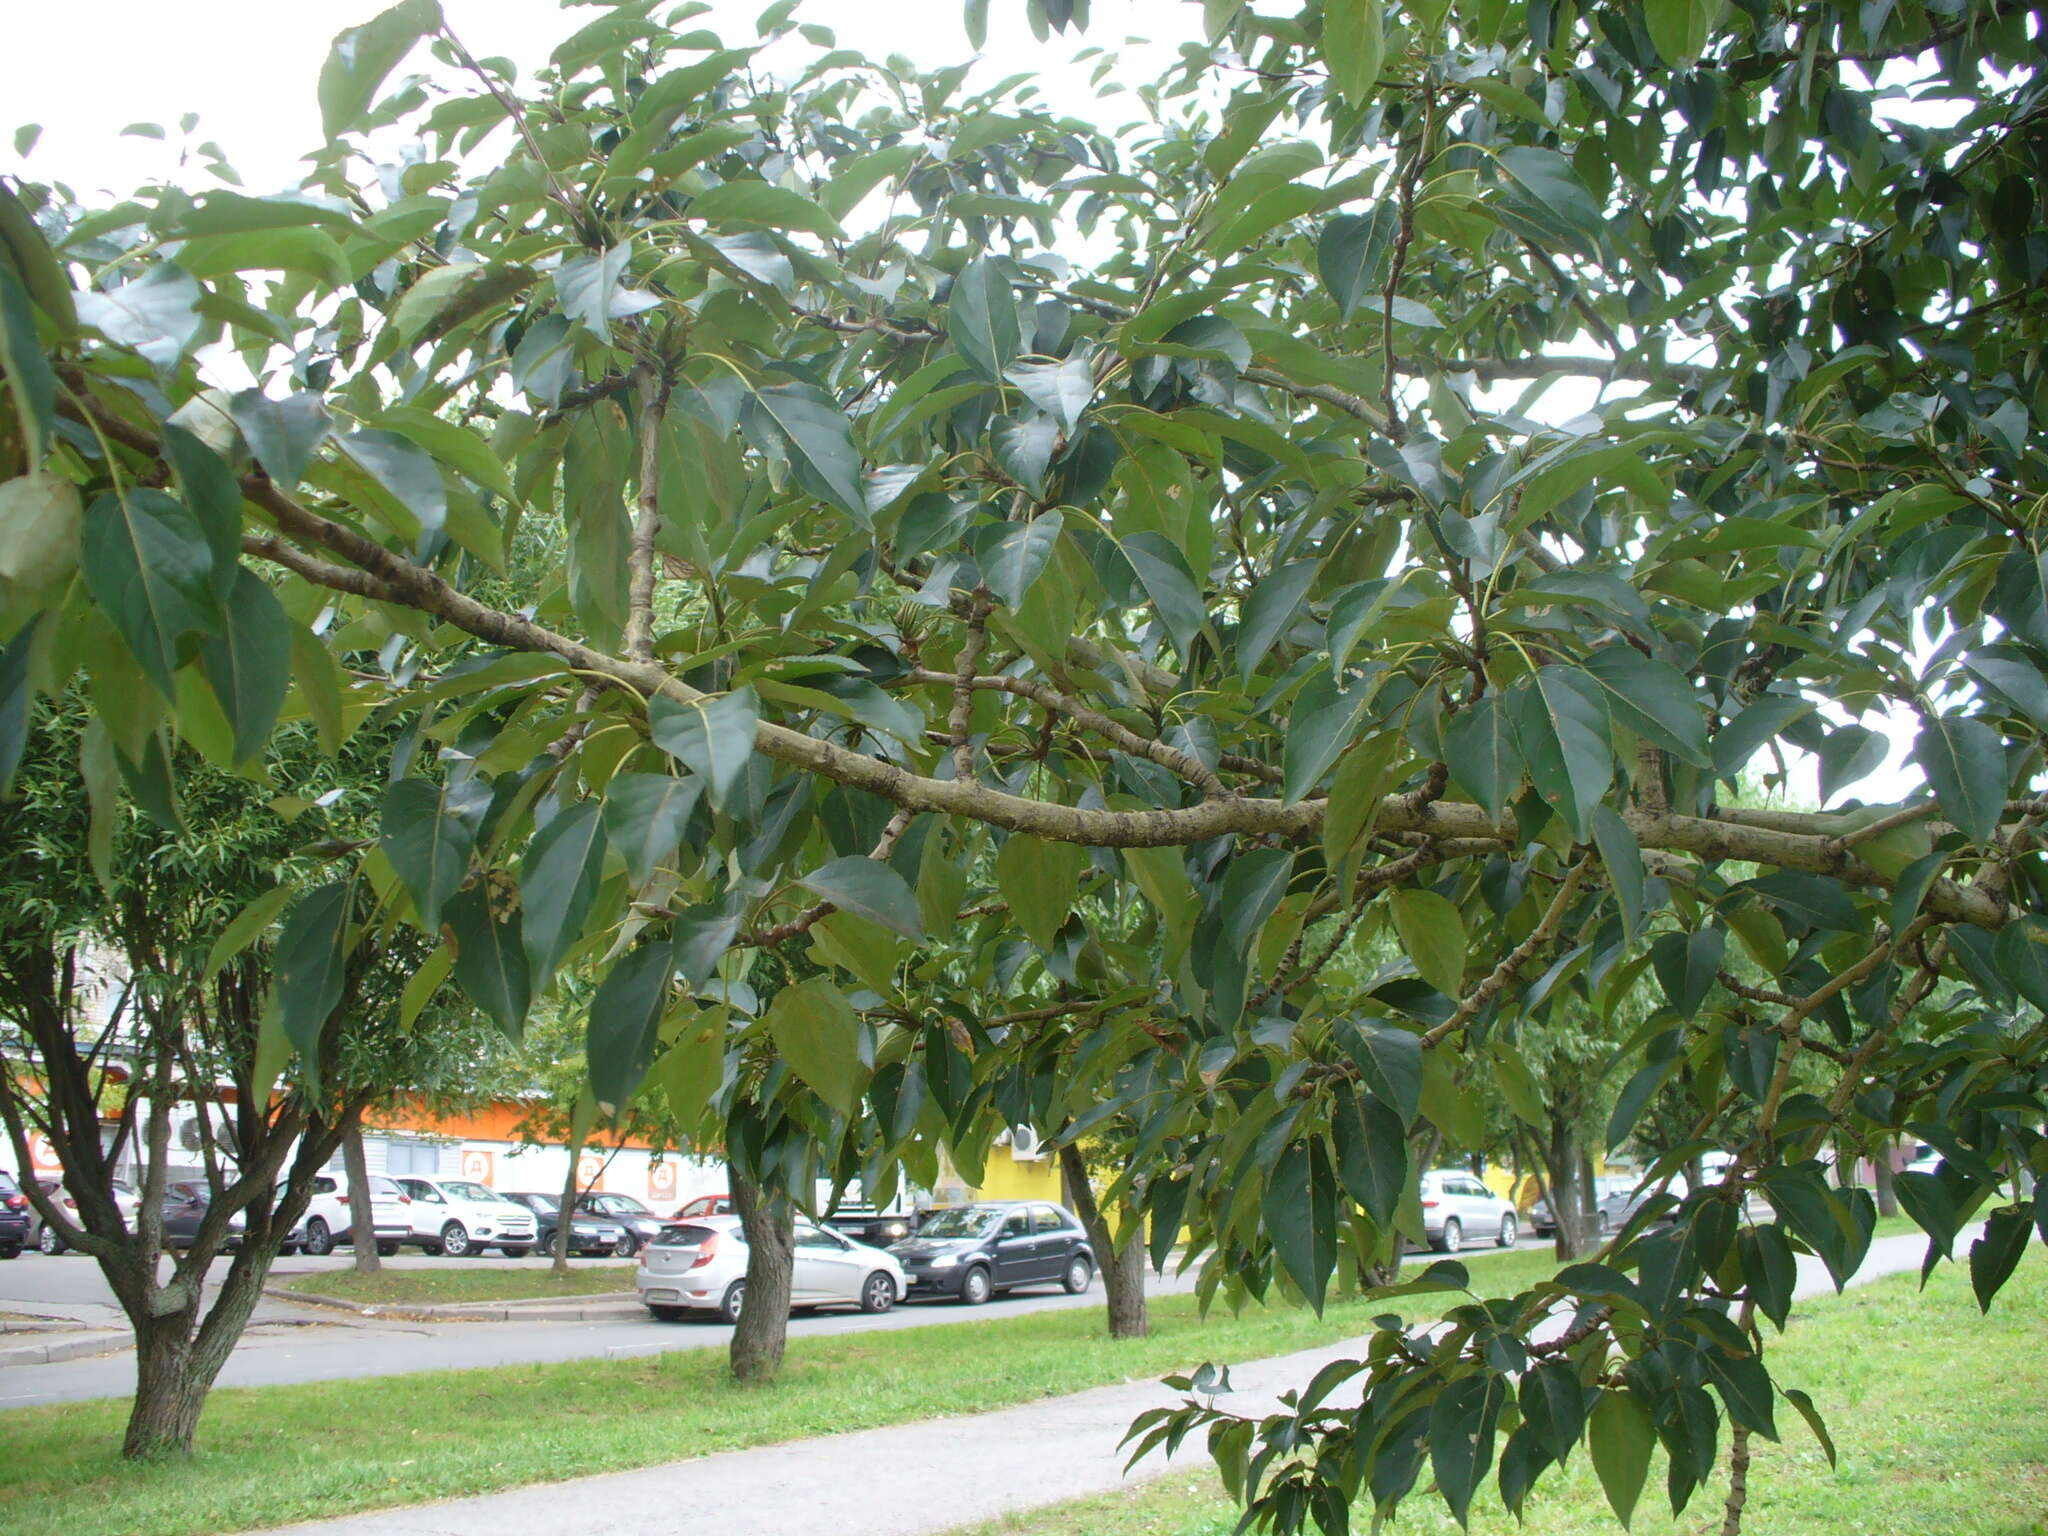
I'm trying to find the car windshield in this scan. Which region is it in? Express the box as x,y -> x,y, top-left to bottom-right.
441,1181 -> 503,1203
594,1195 -> 650,1215
917,1206 -> 1002,1238
520,1194 -> 558,1211
654,1223 -> 720,1246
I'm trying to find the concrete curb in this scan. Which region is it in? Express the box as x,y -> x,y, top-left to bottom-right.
0,1330 -> 132,1368
263,1285 -> 642,1323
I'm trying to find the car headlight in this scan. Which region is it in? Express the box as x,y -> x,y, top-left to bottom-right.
930,1252 -> 959,1268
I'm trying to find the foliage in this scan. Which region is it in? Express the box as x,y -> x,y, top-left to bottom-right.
3,0 -> 2046,1523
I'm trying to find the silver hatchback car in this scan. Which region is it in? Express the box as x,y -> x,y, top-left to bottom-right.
1419,1169 -> 1520,1253
638,1214 -> 906,1323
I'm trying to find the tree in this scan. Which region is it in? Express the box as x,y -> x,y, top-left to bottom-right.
3,0 -> 2045,1525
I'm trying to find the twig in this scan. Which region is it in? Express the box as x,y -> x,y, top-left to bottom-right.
949,594 -> 992,782
1420,853 -> 1593,1048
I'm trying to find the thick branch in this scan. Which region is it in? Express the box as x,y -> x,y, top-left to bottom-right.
624,363 -> 671,666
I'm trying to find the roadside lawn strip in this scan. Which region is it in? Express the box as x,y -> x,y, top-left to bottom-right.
946,1251 -> 2048,1536
277,1265 -> 637,1305
3,1244 -> 1557,1536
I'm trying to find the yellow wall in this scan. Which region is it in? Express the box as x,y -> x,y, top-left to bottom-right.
971,1151 -> 1062,1202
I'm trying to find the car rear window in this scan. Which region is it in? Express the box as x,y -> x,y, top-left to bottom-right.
654,1224 -> 718,1246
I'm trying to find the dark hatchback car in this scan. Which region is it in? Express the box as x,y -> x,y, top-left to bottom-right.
506,1192 -> 630,1257
0,1171 -> 30,1258
888,1201 -> 1093,1306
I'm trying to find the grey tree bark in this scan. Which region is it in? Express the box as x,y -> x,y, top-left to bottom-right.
1059,1143 -> 1146,1339
728,1168 -> 794,1382
554,1149 -> 581,1275
344,1126 -> 379,1274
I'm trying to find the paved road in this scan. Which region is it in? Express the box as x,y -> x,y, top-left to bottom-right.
0,1236 -> 1554,1408
265,1229 -> 1959,1536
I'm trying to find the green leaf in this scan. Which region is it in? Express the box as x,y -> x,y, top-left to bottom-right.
1332,1017 -> 1422,1125
1121,532 -> 1207,657
1494,146 -> 1606,258
0,473 -> 82,608
744,384 -> 868,522
1444,693 -> 1522,821
1521,1360 -> 1589,1467
203,883 -> 295,982
948,256 -> 1021,384
1265,1138 -> 1338,1313
1969,1206 -> 2032,1312
764,975 -> 864,1115
0,264 -> 56,463
1315,204 -> 1397,321
521,801 -> 609,990
197,570 -> 290,765
990,414 -> 1058,499
275,881 -> 353,1086
1390,887 -> 1466,997
399,945 -> 451,1033
653,1004 -> 728,1129
444,882 -> 530,1041
1322,0 -> 1386,108
1782,1388 -> 1836,1468
159,426 -> 243,603
1712,693 -> 1812,780
339,429 -> 447,538
1589,1388 -> 1654,1528
983,511 -> 1064,608
80,489 -> 220,697
602,772 -> 703,886
75,262 -> 203,368
378,405 -> 520,503
586,939 -> 675,1112
380,778 -> 480,933
1644,0 -> 1713,65
1591,804 -> 1645,942
1512,667 -> 1613,840
995,833 -> 1087,950
1914,714 -> 2007,844
0,619 -> 36,799
553,241 -> 637,345
1702,1350 -> 1778,1440
1650,925 -> 1724,1016
319,0 -> 442,139
648,688 -> 760,813
798,855 -> 925,941
1580,645 -> 1711,768
1237,560 -> 1318,684
1993,917 -> 2048,1014
1430,1372 -> 1505,1526
229,390 -> 329,490
1004,349 -> 1095,433
688,180 -> 846,240
1330,1081 -> 1405,1226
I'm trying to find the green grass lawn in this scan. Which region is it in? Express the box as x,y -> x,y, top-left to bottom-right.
0,1245 -> 1553,1536
279,1264 -> 639,1305
948,1251 -> 2048,1536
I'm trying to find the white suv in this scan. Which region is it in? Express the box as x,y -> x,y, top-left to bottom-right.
1419,1169 -> 1520,1253
301,1173 -> 412,1257
394,1177 -> 538,1257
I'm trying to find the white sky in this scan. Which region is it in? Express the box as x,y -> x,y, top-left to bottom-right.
3,0 -> 1927,807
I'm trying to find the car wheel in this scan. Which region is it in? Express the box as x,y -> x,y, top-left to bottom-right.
303,1218 -> 334,1258
277,1241 -> 300,1257
38,1223 -> 64,1256
718,1280 -> 746,1324
1061,1255 -> 1094,1294
439,1222 -> 472,1257
1598,1211 -> 1614,1236
649,1305 -> 686,1322
1437,1218 -> 1463,1255
614,1231 -> 639,1259
377,1241 -> 398,1257
1498,1214 -> 1518,1249
959,1265 -> 993,1306
501,1245 -> 532,1258
0,1243 -> 19,1260
859,1271 -> 897,1314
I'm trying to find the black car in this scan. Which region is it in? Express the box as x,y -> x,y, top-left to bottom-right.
157,1181 -> 244,1250
571,1192 -> 668,1256
0,1171 -> 30,1258
506,1192 -> 631,1256
888,1201 -> 1093,1305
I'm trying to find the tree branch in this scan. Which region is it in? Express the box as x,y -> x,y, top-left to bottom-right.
624,363 -> 671,665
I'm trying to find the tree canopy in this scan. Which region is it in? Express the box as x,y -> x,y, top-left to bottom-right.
2,0 -> 2045,1525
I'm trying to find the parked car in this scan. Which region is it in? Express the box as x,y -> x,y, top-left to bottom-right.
822,1196 -> 918,1248
157,1181 -> 245,1250
888,1201 -> 1094,1305
300,1172 -> 411,1257
637,1214 -> 906,1323
506,1192 -> 630,1257
572,1192 -> 668,1257
392,1177 -> 537,1257
1529,1176 -> 1634,1238
31,1175 -> 142,1254
671,1193 -> 733,1221
0,1172 -> 30,1258
1419,1170 -> 1519,1253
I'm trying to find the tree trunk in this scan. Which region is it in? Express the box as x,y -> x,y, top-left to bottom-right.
1059,1143 -> 1146,1339
1872,1136 -> 1899,1218
344,1128 -> 379,1275
554,1147 -> 581,1275
1540,1122 -> 1598,1259
124,1312 -> 208,1458
728,1169 -> 793,1382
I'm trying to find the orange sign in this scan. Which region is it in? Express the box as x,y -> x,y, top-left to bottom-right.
648,1161 -> 676,1200
576,1152 -> 605,1192
27,1134 -> 59,1172
460,1149 -> 494,1185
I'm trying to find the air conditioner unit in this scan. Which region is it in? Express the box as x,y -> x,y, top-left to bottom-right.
1008,1123 -> 1044,1160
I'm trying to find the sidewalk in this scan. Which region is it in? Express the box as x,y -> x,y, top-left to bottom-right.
262,1228 -> 1955,1536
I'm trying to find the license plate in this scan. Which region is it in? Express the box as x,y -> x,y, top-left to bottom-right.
645,1289 -> 679,1303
